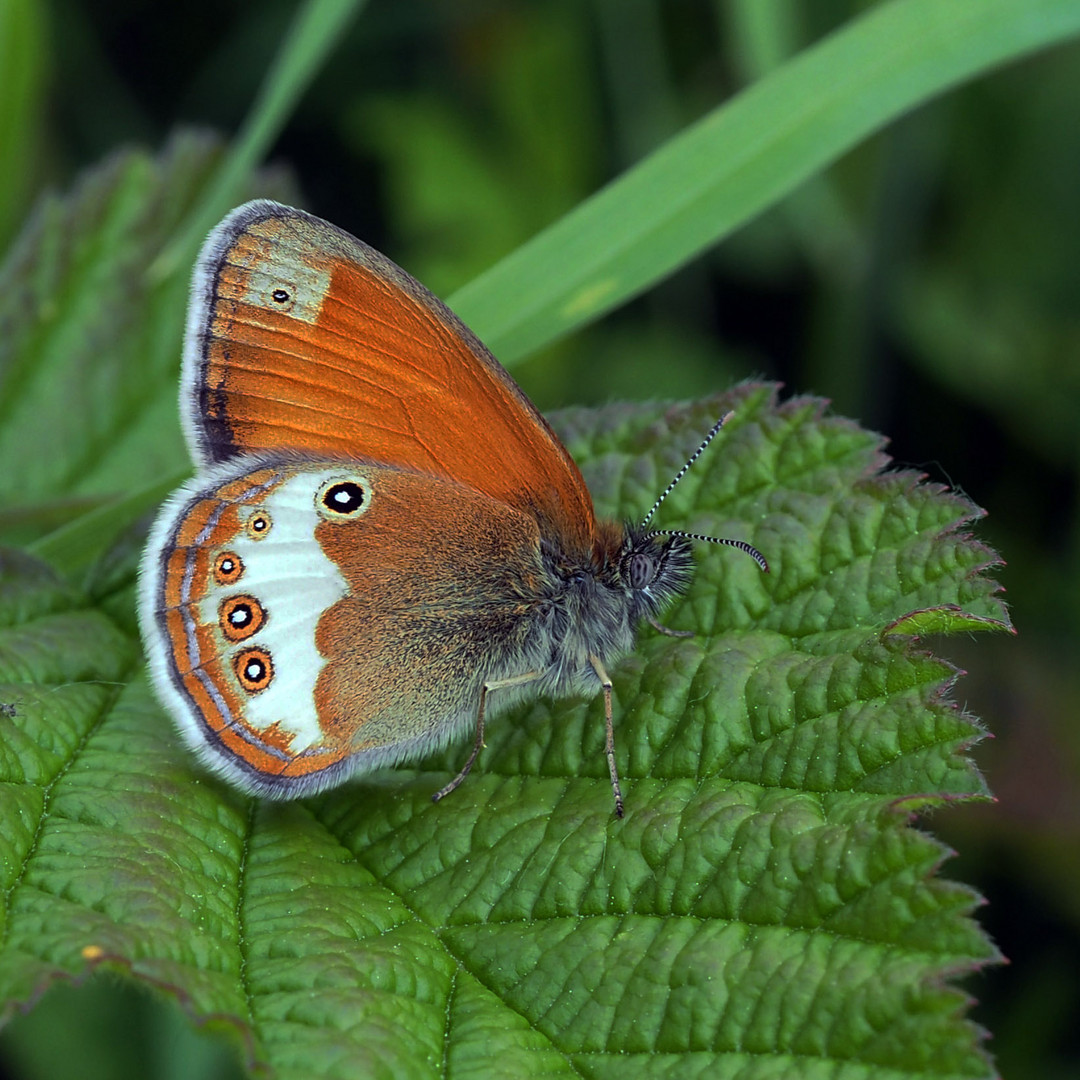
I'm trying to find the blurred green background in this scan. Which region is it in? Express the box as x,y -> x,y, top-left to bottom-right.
1,1 -> 1077,1077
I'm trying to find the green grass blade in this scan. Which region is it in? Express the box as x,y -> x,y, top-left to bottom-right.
0,0 -> 48,251
148,0 -> 366,284
450,0 -> 1080,363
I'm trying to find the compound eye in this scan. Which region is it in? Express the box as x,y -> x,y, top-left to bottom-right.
628,552 -> 655,590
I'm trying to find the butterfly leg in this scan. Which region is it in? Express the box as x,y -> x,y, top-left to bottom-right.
432,670 -> 542,804
647,615 -> 694,639
589,655 -> 624,819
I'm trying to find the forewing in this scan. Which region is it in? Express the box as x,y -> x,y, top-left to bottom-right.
182,201 -> 596,556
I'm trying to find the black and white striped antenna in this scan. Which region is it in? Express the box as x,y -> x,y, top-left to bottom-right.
642,411 -> 769,573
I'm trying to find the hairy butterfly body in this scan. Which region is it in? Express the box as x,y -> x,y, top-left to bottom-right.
139,201 -> 766,815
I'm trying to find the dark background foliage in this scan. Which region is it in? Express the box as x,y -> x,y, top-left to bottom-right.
1,1 -> 1077,1077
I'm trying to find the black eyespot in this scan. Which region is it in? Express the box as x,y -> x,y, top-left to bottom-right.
213,551 -> 244,585
322,481 -> 366,515
219,594 -> 266,642
271,288 -> 290,304
246,512 -> 271,539
628,552 -> 655,590
234,647 -> 273,693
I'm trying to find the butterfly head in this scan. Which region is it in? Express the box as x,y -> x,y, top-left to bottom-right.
611,411 -> 770,630
617,526 -> 695,623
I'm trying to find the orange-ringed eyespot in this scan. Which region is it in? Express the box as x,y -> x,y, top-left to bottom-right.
234,648 -> 273,693
213,551 -> 244,585
219,595 -> 266,642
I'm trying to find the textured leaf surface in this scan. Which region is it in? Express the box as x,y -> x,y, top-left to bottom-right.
0,132 -> 293,542
0,112 -> 1011,1080
1,383 -> 1008,1079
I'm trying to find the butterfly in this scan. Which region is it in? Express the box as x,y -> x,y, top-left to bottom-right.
138,201 -> 767,817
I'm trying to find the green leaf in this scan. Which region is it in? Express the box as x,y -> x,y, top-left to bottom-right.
1,385 -> 1008,1078
0,132 -> 295,551
449,0 -> 1080,363
0,0 -> 1027,1064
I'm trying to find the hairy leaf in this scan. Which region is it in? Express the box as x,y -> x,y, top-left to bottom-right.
0,132 -> 294,545
0,89 -> 1014,1080
1,383 -> 1009,1078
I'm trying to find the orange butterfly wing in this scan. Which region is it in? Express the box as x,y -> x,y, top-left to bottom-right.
182,200 -> 596,557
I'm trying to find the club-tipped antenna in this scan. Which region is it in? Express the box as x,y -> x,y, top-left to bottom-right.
642,410 -> 769,574
655,530 -> 769,573
640,412 -> 734,528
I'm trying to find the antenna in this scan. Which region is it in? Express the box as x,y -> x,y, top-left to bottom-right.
642,411 -> 769,574
640,412 -> 732,528
655,531 -> 769,573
